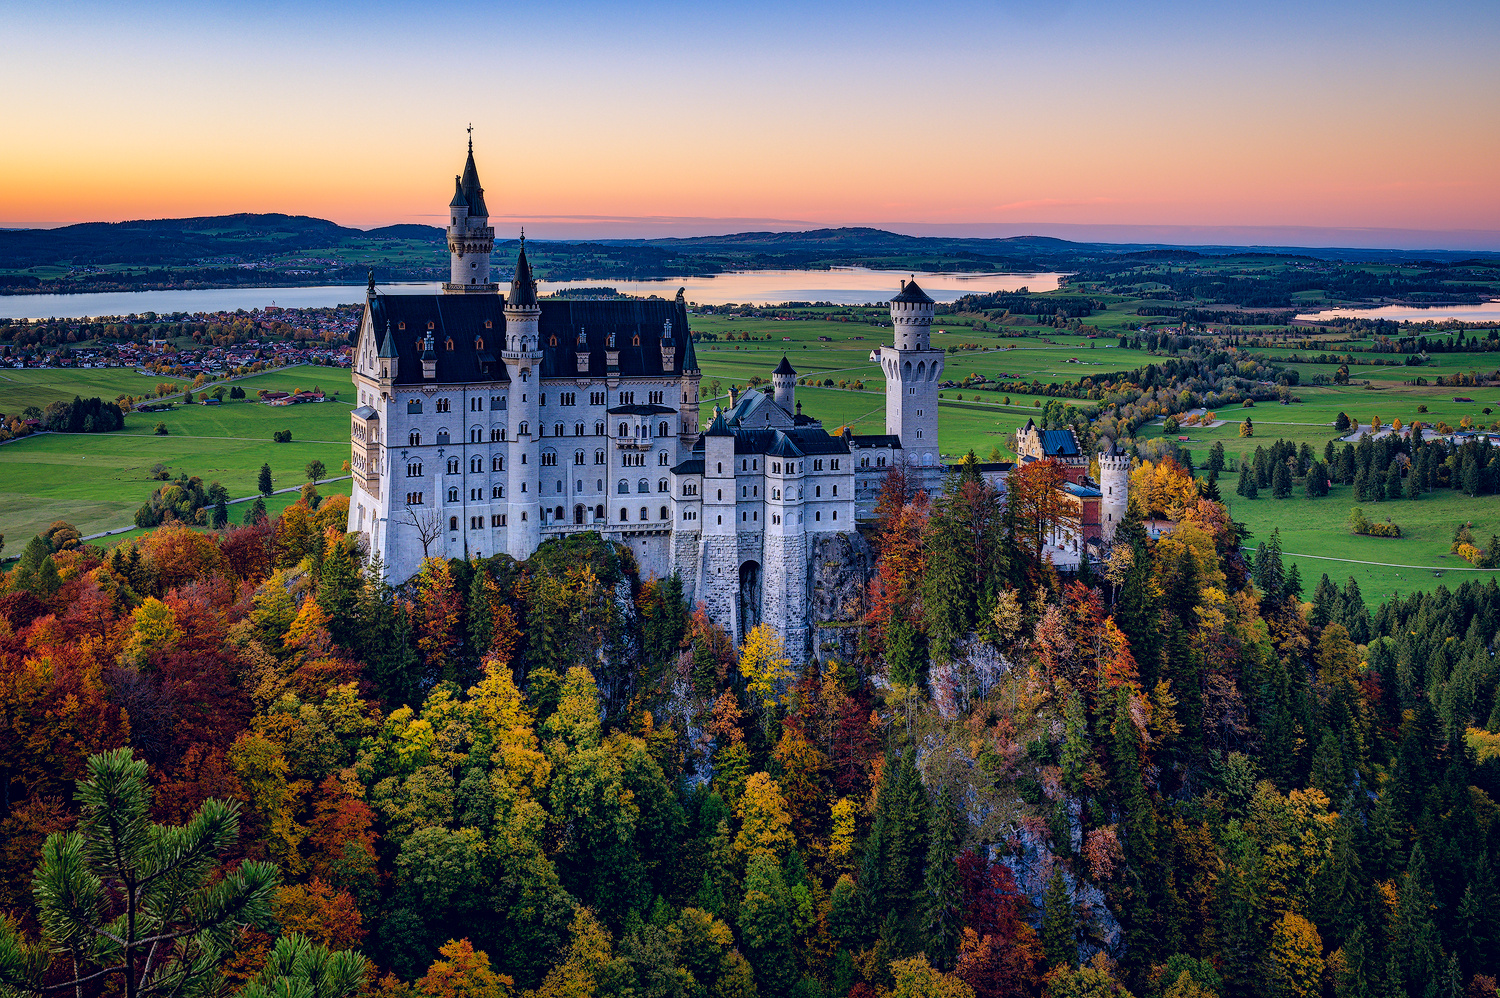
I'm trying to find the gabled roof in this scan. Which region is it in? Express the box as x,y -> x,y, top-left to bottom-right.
891,279 -> 934,304
1038,429 -> 1080,457
768,432 -> 803,459
368,291 -> 695,385
850,434 -> 902,448
773,355 -> 796,376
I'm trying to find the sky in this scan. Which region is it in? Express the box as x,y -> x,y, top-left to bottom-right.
2,0 -> 1498,248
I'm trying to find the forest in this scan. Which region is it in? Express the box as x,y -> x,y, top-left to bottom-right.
3,456 -> 1500,998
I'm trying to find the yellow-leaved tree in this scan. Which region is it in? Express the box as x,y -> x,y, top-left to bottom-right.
734,771 -> 794,859
738,623 -> 793,714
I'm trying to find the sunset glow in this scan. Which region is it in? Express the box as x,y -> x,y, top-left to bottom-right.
3,0 -> 1498,245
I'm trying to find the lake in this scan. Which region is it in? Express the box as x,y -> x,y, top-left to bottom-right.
1297,300 -> 1500,323
0,268 -> 1062,320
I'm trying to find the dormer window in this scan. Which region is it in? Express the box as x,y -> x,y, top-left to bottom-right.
475,336 -> 484,350
549,335 -> 558,346
398,322 -> 406,330
484,320 -> 493,329
445,338 -> 455,351
632,335 -> 640,346
427,322 -> 435,330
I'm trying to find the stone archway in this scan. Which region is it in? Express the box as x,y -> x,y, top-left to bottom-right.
738,560 -> 763,641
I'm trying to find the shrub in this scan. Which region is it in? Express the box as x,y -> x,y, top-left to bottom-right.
1349,506 -> 1401,537
273,429 -> 293,443
154,422 -> 169,436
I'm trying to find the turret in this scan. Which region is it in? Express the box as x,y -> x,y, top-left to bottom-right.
503,235 -> 543,558
772,355 -> 796,412
1097,438 -> 1131,543
444,132 -> 497,293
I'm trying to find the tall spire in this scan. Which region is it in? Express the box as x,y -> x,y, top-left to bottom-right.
507,232 -> 538,309
460,131 -> 487,217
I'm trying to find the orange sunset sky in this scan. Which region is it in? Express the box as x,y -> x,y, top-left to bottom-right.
3,0 -> 1498,247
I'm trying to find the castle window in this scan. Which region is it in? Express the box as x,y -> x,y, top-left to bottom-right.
492,396 -> 506,410
450,516 -> 458,530
717,516 -> 722,524
916,430 -> 922,439
471,427 -> 482,443
638,478 -> 649,493
436,398 -> 450,413
658,452 -> 669,466
832,510 -> 838,519
657,478 -> 668,492
632,336 -> 640,346
717,463 -> 722,474
832,485 -> 838,496
492,513 -> 504,526
620,508 -> 629,521
540,394 -> 546,406
447,458 -> 459,474
717,489 -> 723,501
815,511 -> 821,521
471,457 -> 482,473
618,481 -> 629,494
448,487 -> 459,502
405,492 -> 423,505
595,450 -> 605,464
493,486 -> 504,499
484,320 -> 493,329
398,322 -> 406,330
550,336 -> 558,346
619,423 -> 629,437
574,450 -> 585,465
475,337 -> 484,350
640,506 -> 648,520
659,421 -> 669,437
815,486 -> 821,497
408,400 -> 423,414
554,422 -> 565,436
519,422 -> 529,436
489,428 -> 501,442
831,459 -> 839,470
407,461 -> 423,477
409,431 -> 422,446
445,338 -> 454,351
541,450 -> 557,467
591,392 -> 605,405
436,430 -> 450,444
660,506 -> 668,520
649,391 -> 663,405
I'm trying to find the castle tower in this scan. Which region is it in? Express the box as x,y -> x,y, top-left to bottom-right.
763,433 -> 808,661
772,355 -> 797,412
679,290 -> 702,445
1098,438 -> 1130,543
697,412 -> 740,639
503,236 -> 543,557
878,279 -> 943,469
444,132 -> 497,293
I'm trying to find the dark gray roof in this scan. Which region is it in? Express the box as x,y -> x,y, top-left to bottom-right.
891,279 -> 934,304
449,176 -> 467,209
682,334 -> 699,372
608,403 -> 676,416
671,459 -> 705,475
767,432 -> 803,458
507,242 -> 538,308
774,355 -> 796,376
1063,482 -> 1102,498
367,291 -> 694,385
1038,429 -> 1080,457
460,145 -> 488,216
717,426 -> 850,457
704,412 -> 733,437
352,405 -> 377,419
851,434 -> 902,448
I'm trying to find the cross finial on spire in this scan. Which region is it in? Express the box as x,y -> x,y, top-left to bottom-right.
467,123 -> 473,152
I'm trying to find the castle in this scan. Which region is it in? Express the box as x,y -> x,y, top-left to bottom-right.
350,139 -> 1127,659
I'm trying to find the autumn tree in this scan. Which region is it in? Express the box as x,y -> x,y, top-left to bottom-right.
1006,458 -> 1079,564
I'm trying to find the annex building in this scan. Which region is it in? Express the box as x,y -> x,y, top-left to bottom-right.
350,140 -> 1128,660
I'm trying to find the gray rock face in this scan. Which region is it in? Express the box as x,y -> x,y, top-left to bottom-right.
807,530 -> 873,665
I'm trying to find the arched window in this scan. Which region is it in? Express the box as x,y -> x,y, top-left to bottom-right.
618,481 -> 629,494
660,506 -> 668,520
554,505 -> 564,520
449,516 -> 458,529
554,422 -> 564,436
448,487 -> 459,502
595,421 -> 605,435
470,427 -> 482,443
595,449 -> 605,464
407,461 -> 423,477
638,478 -> 649,493
575,422 -> 585,436
574,504 -> 586,524
620,508 -> 629,521
541,450 -> 557,467
490,428 -> 503,441
574,450 -> 585,465
595,504 -> 604,520
640,506 -> 648,520
657,478 -> 668,492
492,455 -> 504,472
519,422 -> 529,436
409,431 -> 421,446
618,422 -> 629,437
436,429 -> 450,444
658,421 -> 670,437
408,400 -> 423,415
470,457 -> 482,473
717,463 -> 723,474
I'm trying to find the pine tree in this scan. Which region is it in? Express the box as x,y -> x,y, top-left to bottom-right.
1201,470 -> 1223,502
1272,461 -> 1293,498
258,462 -> 274,497
1311,574 -> 1338,627
921,783 -> 964,970
1041,869 -> 1076,969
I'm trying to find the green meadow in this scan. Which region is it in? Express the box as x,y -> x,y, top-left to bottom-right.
0,366 -> 352,548
0,367 -> 169,414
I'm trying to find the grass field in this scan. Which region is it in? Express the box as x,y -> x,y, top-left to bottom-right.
1222,486 -> 1500,603
0,366 -> 352,547
0,367 -> 169,413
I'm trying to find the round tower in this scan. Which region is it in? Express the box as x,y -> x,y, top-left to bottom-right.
444,132 -> 497,293
772,355 -> 797,412
1098,439 -> 1131,543
503,234 -> 543,559
890,277 -> 935,350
